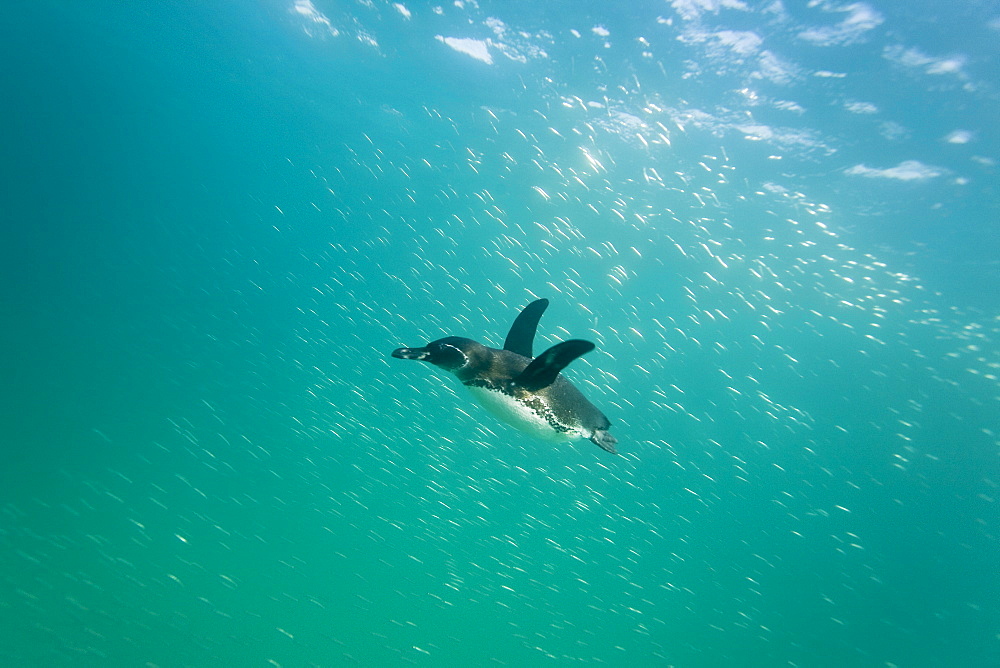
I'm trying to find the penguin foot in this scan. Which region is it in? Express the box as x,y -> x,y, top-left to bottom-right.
590,429 -> 618,455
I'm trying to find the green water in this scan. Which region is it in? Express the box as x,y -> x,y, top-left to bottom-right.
2,1 -> 998,666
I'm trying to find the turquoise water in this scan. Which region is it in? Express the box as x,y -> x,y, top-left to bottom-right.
2,1 -> 998,665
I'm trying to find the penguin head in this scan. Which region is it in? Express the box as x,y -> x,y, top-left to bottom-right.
391,336 -> 481,372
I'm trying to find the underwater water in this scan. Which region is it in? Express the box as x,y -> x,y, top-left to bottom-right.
2,0 -> 998,665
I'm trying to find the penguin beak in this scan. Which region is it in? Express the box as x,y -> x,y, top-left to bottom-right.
391,346 -> 429,360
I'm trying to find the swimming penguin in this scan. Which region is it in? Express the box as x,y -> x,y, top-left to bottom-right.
391,298 -> 618,454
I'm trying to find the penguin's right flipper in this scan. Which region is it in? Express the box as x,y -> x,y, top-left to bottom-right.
512,339 -> 594,392
503,298 -> 549,358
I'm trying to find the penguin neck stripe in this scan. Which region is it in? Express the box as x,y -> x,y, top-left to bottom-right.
440,343 -> 470,369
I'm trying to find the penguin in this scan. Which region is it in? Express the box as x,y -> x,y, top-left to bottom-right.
391,298 -> 618,454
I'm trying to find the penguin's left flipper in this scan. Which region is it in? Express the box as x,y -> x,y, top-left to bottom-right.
512,340 -> 595,392
503,298 -> 549,358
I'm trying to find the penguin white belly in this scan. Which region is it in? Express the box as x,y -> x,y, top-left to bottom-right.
466,385 -> 585,442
